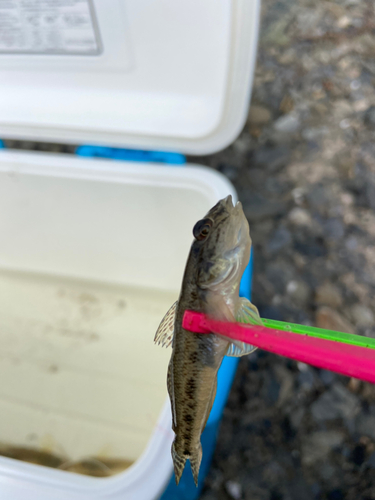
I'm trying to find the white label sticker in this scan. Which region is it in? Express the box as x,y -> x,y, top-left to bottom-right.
0,0 -> 100,55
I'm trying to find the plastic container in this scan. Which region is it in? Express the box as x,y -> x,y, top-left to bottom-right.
0,0 -> 260,155
0,150 -> 250,499
0,0 -> 260,498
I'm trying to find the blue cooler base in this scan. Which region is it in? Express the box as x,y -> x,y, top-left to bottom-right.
159,253 -> 253,500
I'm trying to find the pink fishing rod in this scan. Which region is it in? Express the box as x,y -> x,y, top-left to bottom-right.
182,310 -> 375,384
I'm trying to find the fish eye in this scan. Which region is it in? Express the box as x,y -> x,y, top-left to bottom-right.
193,218 -> 213,241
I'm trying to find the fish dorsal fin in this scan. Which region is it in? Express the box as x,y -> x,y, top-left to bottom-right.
154,301 -> 177,348
225,297 -> 263,357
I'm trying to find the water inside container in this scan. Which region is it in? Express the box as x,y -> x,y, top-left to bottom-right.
0,268 -> 175,477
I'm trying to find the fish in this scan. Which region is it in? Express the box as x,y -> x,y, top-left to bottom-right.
154,195 -> 263,486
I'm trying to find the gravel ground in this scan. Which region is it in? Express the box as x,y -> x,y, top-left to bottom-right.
4,0 -> 375,498
195,0 -> 375,498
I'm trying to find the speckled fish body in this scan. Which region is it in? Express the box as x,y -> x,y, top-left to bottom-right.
167,264 -> 229,486
155,196 -> 263,486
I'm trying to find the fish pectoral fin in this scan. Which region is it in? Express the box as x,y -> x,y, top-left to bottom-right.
225,297 -> 264,357
236,297 -> 264,326
154,301 -> 177,348
225,341 -> 257,357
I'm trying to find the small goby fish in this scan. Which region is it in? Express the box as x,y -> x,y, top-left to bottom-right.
154,195 -> 263,486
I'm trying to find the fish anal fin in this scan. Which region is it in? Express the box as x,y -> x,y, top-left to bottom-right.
167,362 -> 177,432
202,379 -> 217,431
154,301 -> 177,347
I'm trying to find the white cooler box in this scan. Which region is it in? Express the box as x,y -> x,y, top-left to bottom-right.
0,1 -> 260,499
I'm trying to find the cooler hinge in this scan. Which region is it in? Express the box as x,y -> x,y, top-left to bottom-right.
76,145 -> 186,165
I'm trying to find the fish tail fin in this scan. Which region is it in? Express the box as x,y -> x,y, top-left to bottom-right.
189,443 -> 202,487
172,441 -> 187,486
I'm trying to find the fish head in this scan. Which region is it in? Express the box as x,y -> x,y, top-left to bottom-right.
192,195 -> 251,295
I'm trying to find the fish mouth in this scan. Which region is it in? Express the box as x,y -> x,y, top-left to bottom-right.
223,195 -> 242,214
233,201 -> 242,214
223,195 -> 234,211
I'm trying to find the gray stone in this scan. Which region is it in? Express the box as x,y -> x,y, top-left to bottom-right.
349,304 -> 375,328
226,481 -> 242,500
274,114 -> 300,133
233,134 -> 252,154
366,451 -> 375,468
350,80 -> 361,91
246,168 -> 267,189
339,119 -> 351,130
345,236 -> 358,251
244,485 -> 271,500
259,305 -> 284,322
218,164 -> 239,181
262,14 -> 292,47
264,376 -> 280,405
365,327 -> 375,339
286,280 -> 311,306
262,461 -> 285,483
306,184 -> 332,213
266,227 -> 292,254
319,370 -> 336,386
324,218 -> 345,240
296,8 -> 323,36
252,146 -> 291,172
199,491 -> 221,500
266,260 -> 296,294
364,106 -> 375,126
298,367 -> 316,391
317,461 -> 338,481
366,182 -> 375,211
311,383 -> 360,422
292,187 -> 306,205
288,208 -> 312,226
315,283 -> 343,308
356,414 -> 375,440
302,127 -> 329,141
316,307 -> 355,334
289,407 -> 305,430
248,105 -> 272,125
301,431 -> 345,466
274,364 -> 294,406
243,193 -> 285,222
288,478 -> 315,500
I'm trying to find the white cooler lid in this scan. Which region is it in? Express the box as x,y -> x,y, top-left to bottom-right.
0,0 -> 260,155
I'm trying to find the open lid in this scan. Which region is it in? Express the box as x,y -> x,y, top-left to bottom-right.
0,0 -> 259,155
